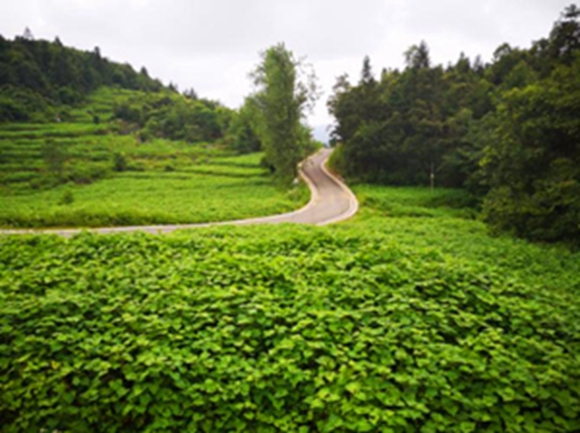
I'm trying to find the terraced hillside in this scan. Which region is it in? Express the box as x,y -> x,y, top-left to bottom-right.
0,87 -> 309,228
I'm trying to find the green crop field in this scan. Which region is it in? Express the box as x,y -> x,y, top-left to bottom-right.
0,150 -> 308,228
1,185 -> 578,432
0,113 -> 309,228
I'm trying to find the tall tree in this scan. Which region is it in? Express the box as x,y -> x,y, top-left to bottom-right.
251,43 -> 317,185
360,56 -> 375,86
404,41 -> 430,69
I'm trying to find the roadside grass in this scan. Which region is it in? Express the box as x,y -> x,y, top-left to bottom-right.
0,171 -> 308,228
0,149 -> 308,228
352,184 -> 478,219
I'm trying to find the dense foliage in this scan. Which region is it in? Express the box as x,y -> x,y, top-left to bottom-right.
1,188 -> 579,430
249,44 -> 319,185
0,33 -> 250,149
1,13 -> 578,433
111,91 -> 232,144
0,33 -> 162,122
329,5 -> 580,246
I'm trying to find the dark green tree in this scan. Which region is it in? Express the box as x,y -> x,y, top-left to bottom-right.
481,57 -> 580,244
250,43 -> 317,185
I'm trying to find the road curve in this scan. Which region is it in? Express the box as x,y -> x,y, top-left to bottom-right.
0,148 -> 358,237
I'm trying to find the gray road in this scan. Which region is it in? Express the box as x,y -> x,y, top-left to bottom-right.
0,148 -> 358,236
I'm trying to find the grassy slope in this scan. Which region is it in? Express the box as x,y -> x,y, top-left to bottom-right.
0,152 -> 308,228
0,88 -> 309,228
347,185 -> 579,293
1,185 -> 579,431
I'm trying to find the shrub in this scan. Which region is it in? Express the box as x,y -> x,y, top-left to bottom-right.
113,152 -> 127,172
57,189 -> 74,205
66,162 -> 109,184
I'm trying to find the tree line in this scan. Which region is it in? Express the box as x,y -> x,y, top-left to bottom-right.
0,31 -> 164,122
0,32 -> 260,152
329,5 -> 580,246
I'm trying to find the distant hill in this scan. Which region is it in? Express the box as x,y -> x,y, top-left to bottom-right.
0,34 -> 244,148
0,34 -> 320,173
0,34 -> 173,122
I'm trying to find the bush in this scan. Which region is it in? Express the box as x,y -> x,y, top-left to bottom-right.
113,152 -> 127,172
260,155 -> 275,173
57,189 -> 74,205
327,144 -> 346,175
113,102 -> 143,125
57,87 -> 83,105
66,162 -> 109,184
0,85 -> 54,122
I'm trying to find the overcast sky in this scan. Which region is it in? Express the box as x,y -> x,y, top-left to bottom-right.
0,0 -> 571,141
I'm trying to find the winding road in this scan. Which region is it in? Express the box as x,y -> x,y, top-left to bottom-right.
0,148 -> 358,236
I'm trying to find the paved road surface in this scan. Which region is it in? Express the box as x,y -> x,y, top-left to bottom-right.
0,148 -> 358,236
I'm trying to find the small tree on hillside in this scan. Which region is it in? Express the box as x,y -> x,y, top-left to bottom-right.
42,139 -> 67,180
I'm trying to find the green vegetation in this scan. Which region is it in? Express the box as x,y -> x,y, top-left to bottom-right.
329,5 -> 580,246
0,34 -> 162,122
0,136 -> 309,227
249,43 -> 319,185
1,186 -> 579,431
0,39 -> 320,228
1,15 -> 578,433
353,185 -> 478,220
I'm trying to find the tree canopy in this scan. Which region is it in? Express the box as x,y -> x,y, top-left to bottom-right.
249,43 -> 318,185
329,4 -> 580,246
0,34 -> 164,122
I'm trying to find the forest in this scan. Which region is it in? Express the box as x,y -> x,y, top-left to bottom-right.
329,5 -> 580,246
0,30 -> 261,146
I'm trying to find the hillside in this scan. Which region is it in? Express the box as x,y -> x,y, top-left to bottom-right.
329,5 -> 580,247
0,37 -> 319,228
0,34 -> 164,122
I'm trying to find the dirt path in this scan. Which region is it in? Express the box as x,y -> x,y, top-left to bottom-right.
0,148 -> 358,236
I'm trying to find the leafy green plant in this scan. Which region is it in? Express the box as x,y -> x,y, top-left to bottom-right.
0,220 -> 579,431
0,151 -> 307,228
